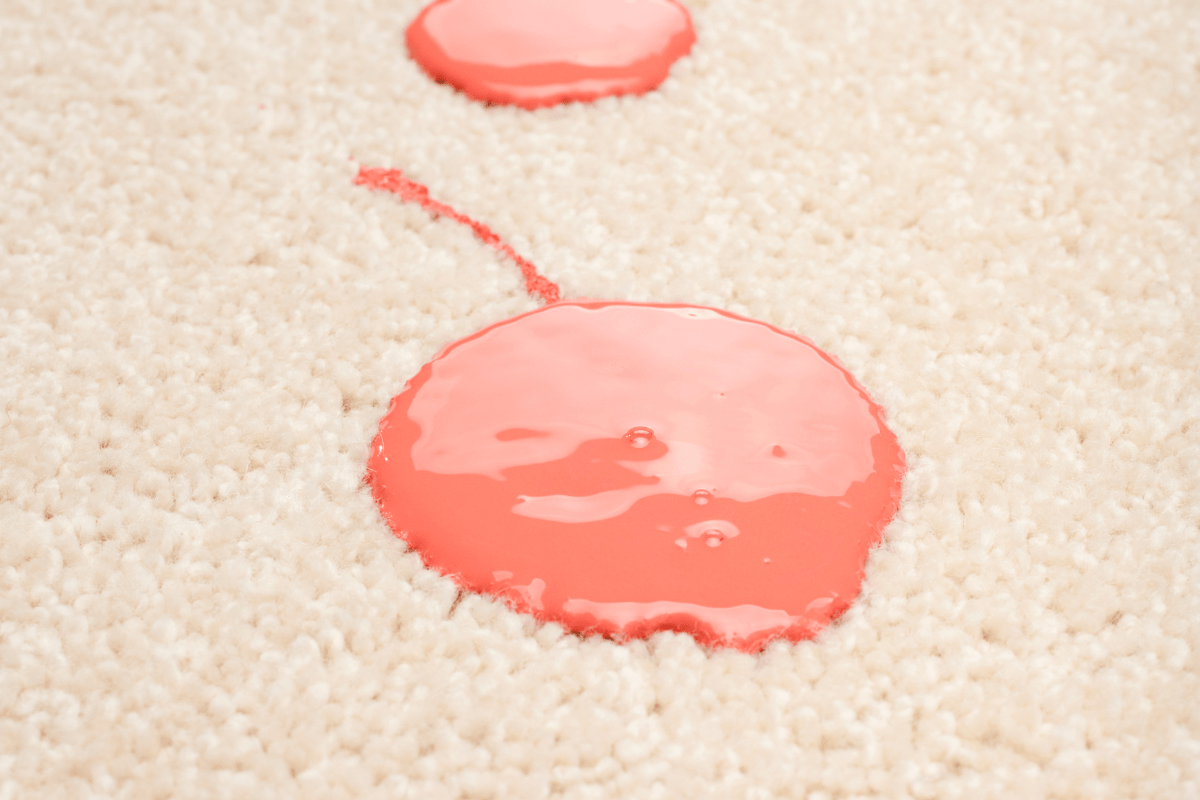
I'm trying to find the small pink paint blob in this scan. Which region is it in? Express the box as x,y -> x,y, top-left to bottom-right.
406,0 -> 696,109
367,301 -> 905,652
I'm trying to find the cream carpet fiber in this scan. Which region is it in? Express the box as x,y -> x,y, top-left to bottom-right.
2,0 -> 1198,797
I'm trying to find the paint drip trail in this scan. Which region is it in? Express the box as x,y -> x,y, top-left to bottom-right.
354,166 -> 561,304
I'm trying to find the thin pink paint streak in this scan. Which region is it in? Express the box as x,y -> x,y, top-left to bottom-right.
354,166 -> 561,304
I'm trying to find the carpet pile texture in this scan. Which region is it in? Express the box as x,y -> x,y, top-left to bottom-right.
2,0 -> 1198,797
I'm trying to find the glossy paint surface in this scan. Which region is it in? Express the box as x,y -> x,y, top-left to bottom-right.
406,0 -> 696,109
368,302 -> 905,651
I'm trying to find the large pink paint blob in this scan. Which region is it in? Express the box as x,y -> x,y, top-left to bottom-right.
356,168 -> 905,652
406,0 -> 696,109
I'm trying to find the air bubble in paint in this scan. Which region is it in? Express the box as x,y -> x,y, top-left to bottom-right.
624,427 -> 655,449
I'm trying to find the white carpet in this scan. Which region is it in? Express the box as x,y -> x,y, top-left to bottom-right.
2,0 -> 1198,797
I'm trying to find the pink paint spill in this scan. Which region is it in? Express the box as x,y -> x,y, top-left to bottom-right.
406,0 -> 696,109
355,167 -> 560,303
356,168 -> 905,652
367,302 -> 905,651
